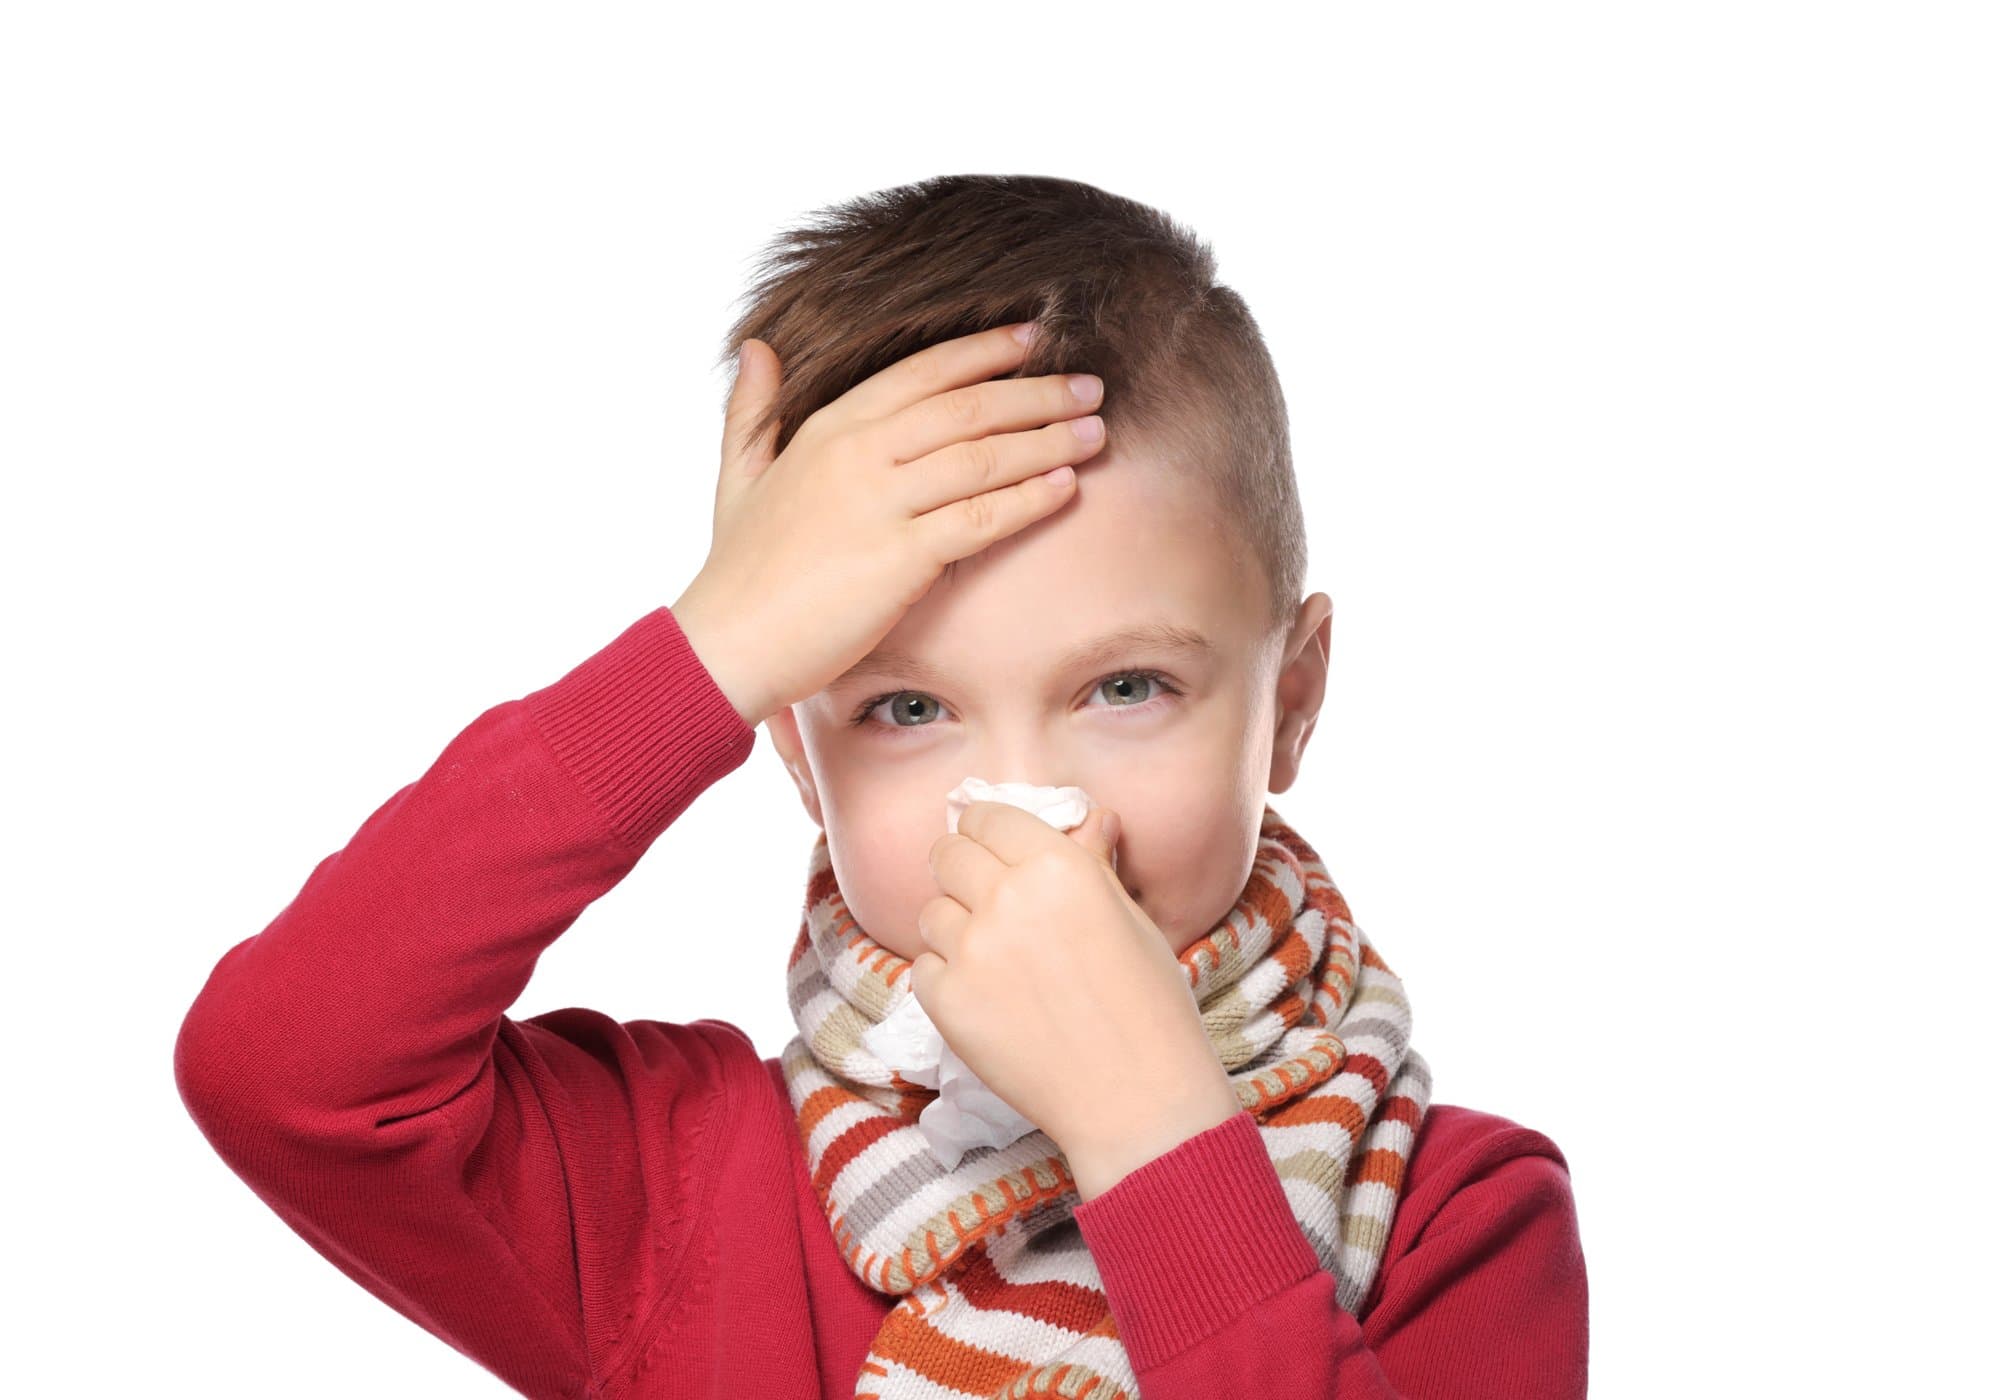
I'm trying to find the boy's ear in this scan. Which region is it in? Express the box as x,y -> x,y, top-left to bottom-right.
1267,593 -> 1333,796
762,705 -> 824,827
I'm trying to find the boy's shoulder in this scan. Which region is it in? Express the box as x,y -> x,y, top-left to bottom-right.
1393,1100 -> 1576,1248
1355,1101 -> 1582,1319
1404,1101 -> 1572,1201
1411,1101 -> 1571,1179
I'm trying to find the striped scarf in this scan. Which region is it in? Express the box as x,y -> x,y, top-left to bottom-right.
780,803 -> 1432,1400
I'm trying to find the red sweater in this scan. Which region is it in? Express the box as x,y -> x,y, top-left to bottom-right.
174,605 -> 1588,1399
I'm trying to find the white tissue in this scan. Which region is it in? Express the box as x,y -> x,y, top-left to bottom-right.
859,776 -> 1097,1170
945,777 -> 1096,837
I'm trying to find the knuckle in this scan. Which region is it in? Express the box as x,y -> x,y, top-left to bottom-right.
940,384 -> 984,428
959,489 -> 997,536
959,435 -> 999,481
1033,850 -> 1076,884
902,349 -> 944,396
792,404 -> 842,452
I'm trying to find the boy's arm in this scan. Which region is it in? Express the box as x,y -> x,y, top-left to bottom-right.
172,606 -> 757,1397
1072,1110 -> 1589,1398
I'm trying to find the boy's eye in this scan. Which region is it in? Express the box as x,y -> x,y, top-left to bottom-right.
847,668 -> 1183,731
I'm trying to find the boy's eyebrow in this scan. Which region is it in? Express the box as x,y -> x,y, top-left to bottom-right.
831,622 -> 1216,691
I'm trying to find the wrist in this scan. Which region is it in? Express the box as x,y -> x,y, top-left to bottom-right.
669,593 -> 769,728
1064,1074 -> 1243,1204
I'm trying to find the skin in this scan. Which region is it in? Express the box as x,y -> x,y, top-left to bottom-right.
762,435 -> 1335,970
764,434 -> 1344,1192
676,325 -> 1339,1196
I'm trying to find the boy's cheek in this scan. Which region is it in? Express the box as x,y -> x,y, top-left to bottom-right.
1119,782 -> 1273,958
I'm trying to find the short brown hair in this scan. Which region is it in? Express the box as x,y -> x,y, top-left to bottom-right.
716,173 -> 1305,637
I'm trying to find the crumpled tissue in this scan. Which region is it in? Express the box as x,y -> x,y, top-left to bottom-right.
862,776 -> 1098,1169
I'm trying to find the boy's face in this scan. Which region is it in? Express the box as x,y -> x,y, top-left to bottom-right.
764,437 -> 1332,962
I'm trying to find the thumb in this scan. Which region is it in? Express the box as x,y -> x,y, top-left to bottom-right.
1072,806 -> 1121,873
723,338 -> 781,481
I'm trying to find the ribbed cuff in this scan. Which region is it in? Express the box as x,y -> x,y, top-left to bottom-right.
522,606 -> 758,850
1071,1108 -> 1324,1372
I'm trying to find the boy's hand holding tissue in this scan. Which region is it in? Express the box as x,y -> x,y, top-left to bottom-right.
910,797 -> 1245,1202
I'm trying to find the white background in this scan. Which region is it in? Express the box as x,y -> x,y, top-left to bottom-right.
6,3 -> 1994,1395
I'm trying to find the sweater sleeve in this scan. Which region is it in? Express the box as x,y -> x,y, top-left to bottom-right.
171,605 -> 758,1399
1070,1108 -> 1589,1398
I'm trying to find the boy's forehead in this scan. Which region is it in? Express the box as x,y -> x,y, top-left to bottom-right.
954,439 -> 1243,594
846,443 -> 1260,682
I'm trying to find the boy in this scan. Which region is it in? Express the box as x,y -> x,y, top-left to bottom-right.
176,174 -> 1587,1398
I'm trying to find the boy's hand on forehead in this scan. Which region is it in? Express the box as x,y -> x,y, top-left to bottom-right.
912,799 -> 1243,1198
670,322 -> 1110,730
